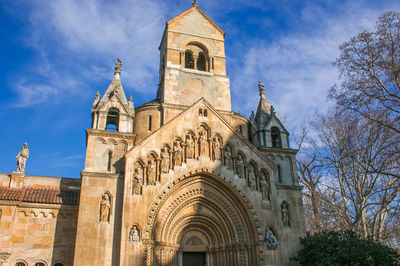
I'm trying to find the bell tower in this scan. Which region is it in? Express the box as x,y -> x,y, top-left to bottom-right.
157,2 -> 231,111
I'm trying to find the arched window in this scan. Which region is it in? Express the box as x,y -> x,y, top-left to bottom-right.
271,127 -> 282,148
106,107 -> 119,131
197,52 -> 206,71
185,50 -> 194,69
15,263 -> 27,266
34,263 -> 46,266
107,151 -> 112,172
53,263 -> 64,266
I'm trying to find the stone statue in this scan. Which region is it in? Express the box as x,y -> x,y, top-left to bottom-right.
173,140 -> 182,167
160,147 -> 170,173
115,58 -> 122,75
212,137 -> 221,161
99,193 -> 111,223
16,142 -> 29,174
147,159 -> 156,185
260,175 -> 270,201
258,81 -> 265,96
235,154 -> 244,178
92,91 -> 100,108
249,111 -> 255,121
186,134 -> 195,159
248,165 -> 257,190
198,130 -> 207,156
129,225 -> 140,243
265,227 -> 278,250
281,201 -> 291,227
223,147 -> 233,169
128,96 -> 134,107
132,168 -> 142,195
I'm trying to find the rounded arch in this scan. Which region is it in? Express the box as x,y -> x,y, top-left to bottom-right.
181,39 -> 212,56
143,170 -> 261,265
106,107 -> 120,131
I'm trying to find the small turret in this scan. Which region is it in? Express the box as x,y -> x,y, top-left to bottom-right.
91,59 -> 135,133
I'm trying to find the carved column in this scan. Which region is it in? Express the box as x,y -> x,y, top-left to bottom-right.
156,158 -> 161,183
193,55 -> 198,69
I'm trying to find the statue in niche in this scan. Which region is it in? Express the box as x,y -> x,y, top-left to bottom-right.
131,168 -> 142,195
281,201 -> 291,227
265,227 -> 278,250
198,130 -> 207,156
223,146 -> 233,169
248,165 -> 257,190
235,154 -> 244,178
16,142 -> 29,174
173,140 -> 182,167
160,147 -> 170,173
129,225 -> 140,244
99,193 -> 111,223
260,174 -> 270,201
147,158 -> 156,185
212,137 -> 221,161
186,135 -> 195,159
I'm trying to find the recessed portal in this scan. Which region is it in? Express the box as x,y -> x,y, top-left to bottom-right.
183,252 -> 205,266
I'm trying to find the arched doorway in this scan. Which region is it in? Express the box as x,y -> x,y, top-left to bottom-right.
143,172 -> 260,266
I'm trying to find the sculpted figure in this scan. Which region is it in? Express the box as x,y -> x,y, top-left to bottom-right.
92,91 -> 100,108
129,225 -> 140,243
260,175 -> 270,200
16,142 -> 29,174
235,154 -> 244,178
132,168 -> 142,195
223,147 -> 233,169
160,147 -> 170,173
99,193 -> 111,223
281,201 -> 291,227
186,135 -> 195,159
265,228 -> 278,250
147,158 -> 156,185
198,130 -> 207,156
248,165 -> 257,190
212,137 -> 221,161
173,140 -> 182,167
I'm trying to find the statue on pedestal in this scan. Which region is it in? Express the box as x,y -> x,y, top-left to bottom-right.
16,143 -> 29,174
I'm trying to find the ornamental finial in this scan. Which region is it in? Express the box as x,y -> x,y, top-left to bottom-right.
193,0 -> 198,7
114,58 -> 122,77
258,81 -> 265,97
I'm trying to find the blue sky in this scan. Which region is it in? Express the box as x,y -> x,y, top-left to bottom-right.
0,0 -> 399,178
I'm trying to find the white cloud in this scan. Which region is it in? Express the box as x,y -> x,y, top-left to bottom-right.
229,1 -> 397,125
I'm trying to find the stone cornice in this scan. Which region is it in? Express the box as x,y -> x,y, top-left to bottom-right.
86,129 -> 136,139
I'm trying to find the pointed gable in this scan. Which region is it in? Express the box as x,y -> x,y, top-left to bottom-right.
167,6 -> 225,39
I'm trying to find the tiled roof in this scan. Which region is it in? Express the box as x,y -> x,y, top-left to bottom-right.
0,186 -> 79,205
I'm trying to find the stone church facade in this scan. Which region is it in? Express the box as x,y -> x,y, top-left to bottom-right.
0,4 -> 305,266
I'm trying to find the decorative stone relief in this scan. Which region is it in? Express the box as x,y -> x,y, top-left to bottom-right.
99,193 -> 111,223
281,201 -> 291,227
15,142 -> 29,174
185,134 -> 195,159
129,225 -> 140,244
147,156 -> 157,185
173,140 -> 183,167
212,136 -> 222,161
198,130 -> 207,156
265,227 -> 278,250
248,164 -> 257,190
223,146 -> 233,170
160,147 -> 170,173
235,154 -> 245,178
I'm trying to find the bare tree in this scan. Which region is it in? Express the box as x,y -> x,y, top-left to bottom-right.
330,11 -> 400,134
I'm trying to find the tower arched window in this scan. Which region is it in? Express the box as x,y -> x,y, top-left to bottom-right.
185,50 -> 194,69
106,107 -> 119,131
271,127 -> 281,148
197,52 -> 206,71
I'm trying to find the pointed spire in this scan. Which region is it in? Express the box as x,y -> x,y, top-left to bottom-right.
193,0 -> 198,7
114,58 -> 122,79
254,81 -> 272,128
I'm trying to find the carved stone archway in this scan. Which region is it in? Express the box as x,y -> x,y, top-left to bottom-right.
143,172 -> 260,266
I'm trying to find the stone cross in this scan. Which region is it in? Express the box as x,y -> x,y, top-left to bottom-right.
115,58 -> 122,76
